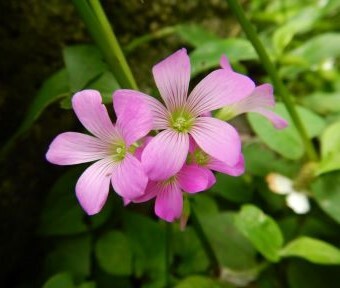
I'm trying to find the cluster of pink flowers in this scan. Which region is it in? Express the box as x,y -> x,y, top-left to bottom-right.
46,49 -> 287,222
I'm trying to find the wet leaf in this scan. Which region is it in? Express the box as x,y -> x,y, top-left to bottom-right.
43,273 -> 75,288
190,39 -> 257,76
317,121 -> 340,174
176,24 -> 219,47
234,205 -> 283,262
63,45 -> 107,92
95,230 -> 133,276
248,103 -> 325,159
311,171 -> 340,224
281,237 -> 340,264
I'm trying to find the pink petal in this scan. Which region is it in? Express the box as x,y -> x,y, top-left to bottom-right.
134,136 -> 153,161
224,84 -> 274,117
251,108 -> 288,129
132,181 -> 159,203
72,90 -> 116,142
113,89 -> 168,130
111,153 -> 148,200
178,164 -> 215,193
123,198 -> 131,206
155,182 -> 183,222
220,55 -> 233,72
219,84 -> 287,129
46,132 -> 109,165
249,84 -> 275,107
152,48 -> 190,112
207,169 -> 217,188
190,117 -> 241,166
75,157 -> 115,215
188,135 -> 197,153
186,69 -> 255,116
207,154 -> 245,176
142,129 -> 189,180
113,91 -> 153,146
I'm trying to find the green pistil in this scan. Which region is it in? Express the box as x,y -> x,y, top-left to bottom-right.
128,142 -> 139,155
111,143 -> 126,161
193,149 -> 209,166
170,110 -> 194,133
215,107 -> 236,121
162,176 -> 177,186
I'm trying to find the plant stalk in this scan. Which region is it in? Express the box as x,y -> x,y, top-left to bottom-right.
225,0 -> 318,161
72,0 -> 138,89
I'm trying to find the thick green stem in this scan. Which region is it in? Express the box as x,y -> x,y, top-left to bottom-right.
225,0 -> 318,161
72,0 -> 138,89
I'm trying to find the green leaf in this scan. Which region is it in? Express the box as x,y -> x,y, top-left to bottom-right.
190,39 -> 257,76
311,171 -> 340,224
77,282 -> 96,288
173,227 -> 209,276
43,273 -> 75,288
289,33 -> 340,65
95,230 -> 133,276
234,205 -> 283,262
191,194 -> 219,215
301,92 -> 340,115
257,267 -> 281,288
60,71 -> 120,109
287,260 -> 340,288
175,276 -> 224,288
317,121 -> 340,174
123,212 -> 166,286
44,235 -> 91,281
38,168 -> 88,236
89,71 -> 120,103
63,45 -> 107,92
256,179 -> 286,212
323,0 -> 340,13
273,7 -> 321,55
196,211 -> 257,270
280,237 -> 340,264
212,174 -> 253,203
248,103 -> 325,159
17,69 -> 70,135
176,24 -> 219,47
243,143 -> 300,177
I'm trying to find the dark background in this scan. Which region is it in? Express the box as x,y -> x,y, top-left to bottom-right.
0,1 -> 233,286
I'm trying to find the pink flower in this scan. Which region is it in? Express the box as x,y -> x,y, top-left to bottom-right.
114,49 -> 255,181
188,138 -> 245,186
46,90 -> 153,215
216,56 -> 288,129
132,164 -> 214,222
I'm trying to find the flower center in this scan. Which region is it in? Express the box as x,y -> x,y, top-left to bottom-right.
170,111 -> 194,133
112,143 -> 126,161
162,175 -> 177,186
193,149 -> 209,166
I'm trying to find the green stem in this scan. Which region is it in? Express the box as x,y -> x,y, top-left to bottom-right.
225,0 -> 318,161
72,0 -> 138,89
191,206 -> 220,276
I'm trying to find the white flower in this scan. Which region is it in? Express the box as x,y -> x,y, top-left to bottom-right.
266,173 -> 310,214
